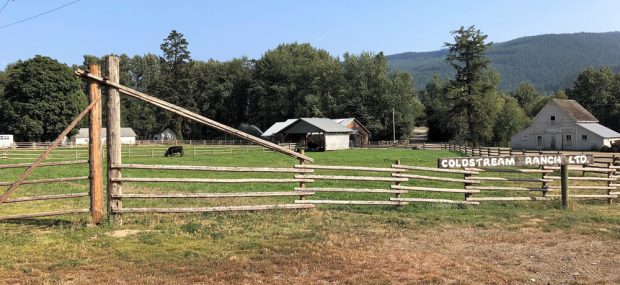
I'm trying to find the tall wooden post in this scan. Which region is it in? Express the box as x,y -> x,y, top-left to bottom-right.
88,64 -> 103,224
561,164 -> 569,209
106,56 -> 123,225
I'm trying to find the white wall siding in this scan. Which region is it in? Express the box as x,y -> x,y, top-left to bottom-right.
121,137 -> 136,145
0,135 -> 14,148
74,137 -> 136,145
324,133 -> 350,150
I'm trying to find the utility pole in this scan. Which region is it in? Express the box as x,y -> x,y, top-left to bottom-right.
392,108 -> 396,143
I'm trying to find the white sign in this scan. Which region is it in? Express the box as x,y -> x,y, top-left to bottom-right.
438,154 -> 593,169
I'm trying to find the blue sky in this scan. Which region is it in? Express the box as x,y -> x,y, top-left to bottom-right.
1,0 -> 619,68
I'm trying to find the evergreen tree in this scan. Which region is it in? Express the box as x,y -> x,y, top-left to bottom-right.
444,26 -> 500,144
154,30 -> 197,139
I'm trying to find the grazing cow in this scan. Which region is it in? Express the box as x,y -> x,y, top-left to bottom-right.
165,146 -> 184,157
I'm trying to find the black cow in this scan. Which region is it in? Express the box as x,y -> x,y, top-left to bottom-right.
165,146 -> 184,157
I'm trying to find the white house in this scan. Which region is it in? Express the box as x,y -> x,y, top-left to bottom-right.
152,128 -> 177,141
511,99 -> 620,151
263,118 -> 353,150
72,128 -> 137,145
0,135 -> 14,148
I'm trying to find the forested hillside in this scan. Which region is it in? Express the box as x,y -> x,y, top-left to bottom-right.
388,32 -> 620,92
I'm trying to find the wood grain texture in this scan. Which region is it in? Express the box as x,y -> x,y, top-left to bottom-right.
88,64 -> 104,225
115,204 -> 316,213
118,164 -> 313,173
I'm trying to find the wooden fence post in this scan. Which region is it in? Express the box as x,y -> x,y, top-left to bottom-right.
607,161 -> 613,204
561,164 -> 569,209
394,160 -> 402,198
298,149 -> 306,200
463,171 -> 473,201
540,165 -> 548,198
105,56 -> 123,225
88,64 -> 104,225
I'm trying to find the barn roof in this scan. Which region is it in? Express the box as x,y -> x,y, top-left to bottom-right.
262,119 -> 297,137
333,118 -> 354,126
552,99 -> 598,122
277,118 -> 353,134
74,128 -> 137,139
577,123 -> 620,138
332,118 -> 370,135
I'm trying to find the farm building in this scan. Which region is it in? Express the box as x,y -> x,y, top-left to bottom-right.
72,128 -> 137,145
511,99 -> 620,151
333,118 -> 370,147
152,128 -> 177,141
263,118 -> 354,150
0,135 -> 14,148
262,119 -> 297,142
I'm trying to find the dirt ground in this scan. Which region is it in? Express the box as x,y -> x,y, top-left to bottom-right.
2,225 -> 617,285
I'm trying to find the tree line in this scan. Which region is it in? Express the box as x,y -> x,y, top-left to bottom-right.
0,28 -> 618,144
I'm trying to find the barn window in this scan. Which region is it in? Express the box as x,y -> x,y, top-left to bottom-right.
565,135 -> 572,145
522,135 -> 527,141
550,115 -> 556,125
537,136 -> 542,146
581,135 -> 588,141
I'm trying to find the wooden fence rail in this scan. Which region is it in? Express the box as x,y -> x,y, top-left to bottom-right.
0,145 -> 298,161
2,157 -> 618,221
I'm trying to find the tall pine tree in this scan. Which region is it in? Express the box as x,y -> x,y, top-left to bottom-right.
444,26 -> 500,145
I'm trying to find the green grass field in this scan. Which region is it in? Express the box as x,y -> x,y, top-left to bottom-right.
0,148 -> 619,284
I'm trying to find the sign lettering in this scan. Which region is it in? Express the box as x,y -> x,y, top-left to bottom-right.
438,154 -> 593,169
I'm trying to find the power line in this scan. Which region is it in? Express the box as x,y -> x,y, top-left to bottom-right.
0,0 -> 10,14
0,0 -> 81,30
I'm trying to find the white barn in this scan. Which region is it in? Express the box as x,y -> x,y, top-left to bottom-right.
152,128 -> 177,141
263,118 -> 353,151
511,99 -> 620,151
0,135 -> 14,148
72,128 -> 137,145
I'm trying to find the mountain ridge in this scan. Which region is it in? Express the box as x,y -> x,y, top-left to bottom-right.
387,31 -> 620,92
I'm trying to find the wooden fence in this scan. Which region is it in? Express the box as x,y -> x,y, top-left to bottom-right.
0,160 -> 91,220
7,140 -> 292,149
97,158 -> 620,217
420,142 -> 565,156
0,143 -> 298,161
108,164 -> 317,215
1,156 -> 618,222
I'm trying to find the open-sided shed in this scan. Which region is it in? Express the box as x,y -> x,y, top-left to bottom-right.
266,118 -> 354,151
